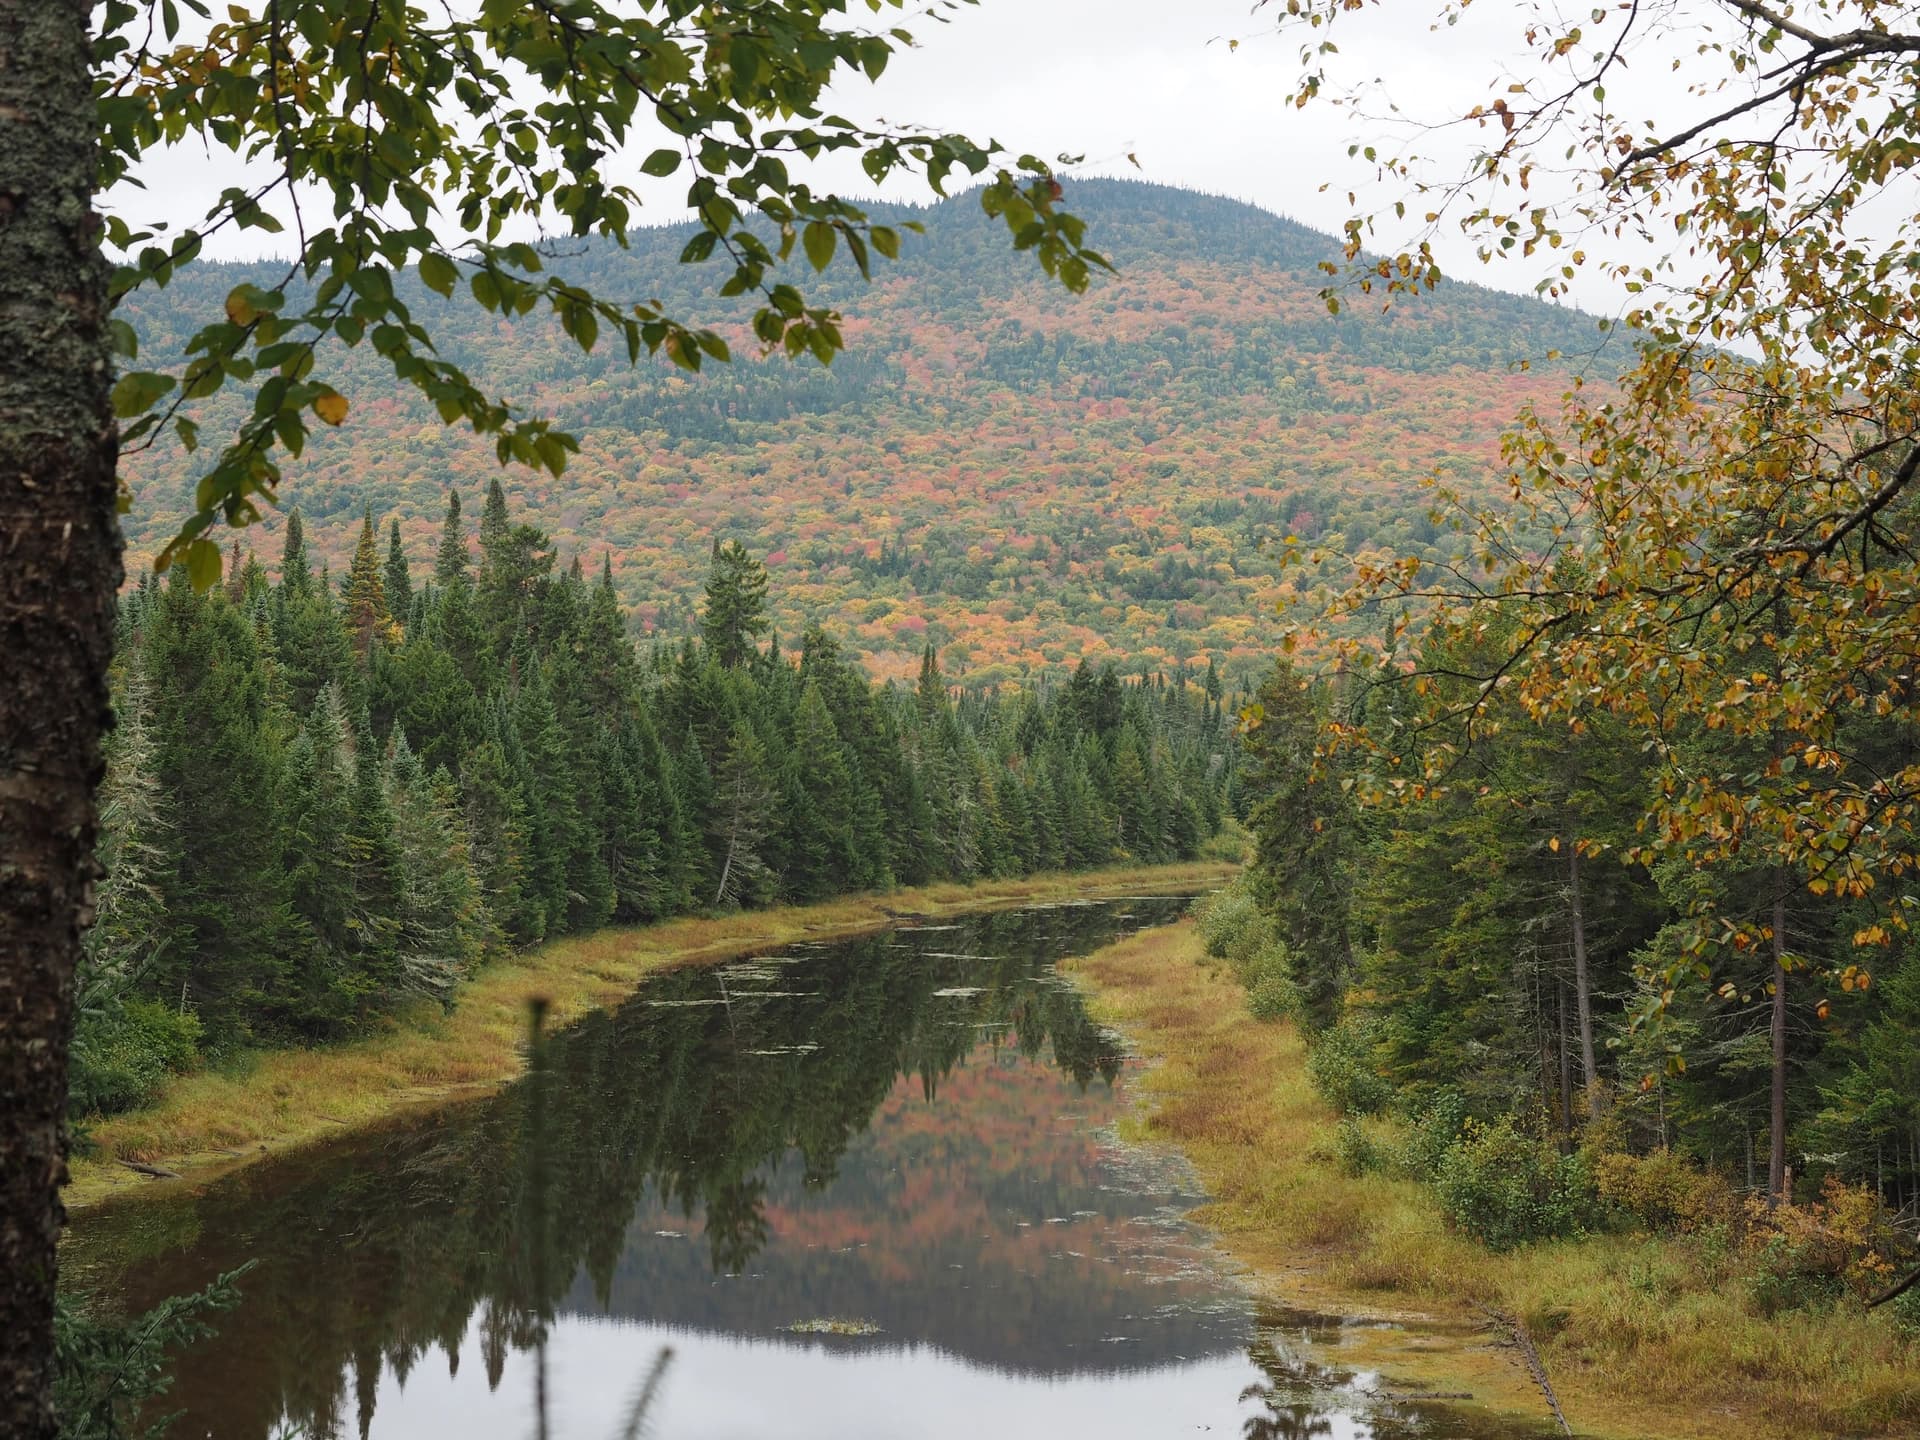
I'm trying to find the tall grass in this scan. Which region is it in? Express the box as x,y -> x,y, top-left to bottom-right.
1065,919 -> 1920,1440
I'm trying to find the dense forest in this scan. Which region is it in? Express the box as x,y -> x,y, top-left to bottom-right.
1222,646 -> 1919,1268
111,182 -> 1604,688
71,479 -> 1235,1120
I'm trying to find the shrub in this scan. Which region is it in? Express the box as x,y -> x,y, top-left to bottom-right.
1591,1147 -> 1739,1234
1743,1177 -> 1909,1314
69,996 -> 202,1120
1306,1017 -> 1391,1116
1242,942 -> 1300,1021
1192,883 -> 1274,969
1336,1118 -> 1384,1177
1434,1116 -> 1594,1251
1393,1090 -> 1468,1181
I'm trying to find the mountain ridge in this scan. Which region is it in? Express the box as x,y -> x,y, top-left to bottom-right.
118,179 -> 1607,685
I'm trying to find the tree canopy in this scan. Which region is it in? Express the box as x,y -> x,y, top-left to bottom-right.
1264,0 -> 1920,992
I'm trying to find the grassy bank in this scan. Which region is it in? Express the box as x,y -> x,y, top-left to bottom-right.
66,861 -> 1234,1211
1065,920 -> 1920,1440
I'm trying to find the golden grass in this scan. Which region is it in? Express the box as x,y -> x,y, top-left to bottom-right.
66,861 -> 1234,1211
1065,920 -> 1920,1440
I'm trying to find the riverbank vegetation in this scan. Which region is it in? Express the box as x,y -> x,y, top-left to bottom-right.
72,480 -> 1238,1152
1071,913 -> 1920,1440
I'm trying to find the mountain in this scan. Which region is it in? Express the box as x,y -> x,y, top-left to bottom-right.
116,180 -> 1607,686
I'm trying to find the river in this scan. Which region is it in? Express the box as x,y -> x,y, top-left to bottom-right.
65,896 -> 1559,1440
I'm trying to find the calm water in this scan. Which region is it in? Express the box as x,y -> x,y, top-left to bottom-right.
66,899 -> 1556,1440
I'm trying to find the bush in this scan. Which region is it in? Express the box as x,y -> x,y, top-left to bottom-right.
69,996 -> 201,1120
1743,1177 -> 1910,1314
1591,1147 -> 1738,1234
1336,1118 -> 1384,1176
1192,883 -> 1274,969
1306,1017 -> 1391,1116
1242,942 -> 1299,1021
1434,1116 -> 1594,1251
1393,1090 -> 1469,1181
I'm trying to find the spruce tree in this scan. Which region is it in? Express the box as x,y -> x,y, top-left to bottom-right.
144,574 -> 293,1043
709,721 -> 777,908
434,490 -> 470,586
384,520 -> 414,622
343,509 -> 393,658
700,539 -> 770,669
783,680 -> 859,902
280,507 -> 312,596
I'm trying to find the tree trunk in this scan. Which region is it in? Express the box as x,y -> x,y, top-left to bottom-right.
1568,844 -> 1600,1118
1556,979 -> 1573,1137
1769,879 -> 1790,1205
0,4 -> 121,1436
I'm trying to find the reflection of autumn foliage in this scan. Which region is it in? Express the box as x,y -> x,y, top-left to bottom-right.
113,181 -> 1595,689
70,901 -> 1252,1440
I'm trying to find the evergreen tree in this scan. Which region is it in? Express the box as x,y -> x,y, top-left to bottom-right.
384,520 -> 414,622
435,490 -> 470,587
782,680 -> 860,901
709,721 -> 777,908
280,507 -> 312,596
700,539 -> 770,669
343,508 -> 394,658
144,574 -> 294,1043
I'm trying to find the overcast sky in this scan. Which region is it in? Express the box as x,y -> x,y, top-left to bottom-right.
117,0 -> 1659,314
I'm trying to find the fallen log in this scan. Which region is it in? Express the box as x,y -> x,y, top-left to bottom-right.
1482,1308 -> 1573,1437
117,1159 -> 181,1180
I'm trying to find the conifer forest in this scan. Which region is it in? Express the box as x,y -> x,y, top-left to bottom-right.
77,481 -> 1232,1114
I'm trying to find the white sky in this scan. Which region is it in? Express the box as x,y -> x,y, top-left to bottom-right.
123,0 -> 1643,308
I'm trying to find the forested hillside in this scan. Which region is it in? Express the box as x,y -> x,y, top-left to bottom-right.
116,181 -> 1602,686
72,482 -> 1233,1116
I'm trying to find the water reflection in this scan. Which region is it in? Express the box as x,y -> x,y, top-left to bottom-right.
66,900 -> 1557,1440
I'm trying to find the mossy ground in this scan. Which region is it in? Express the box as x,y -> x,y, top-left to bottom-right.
65,861 -> 1234,1210
1064,919 -> 1920,1440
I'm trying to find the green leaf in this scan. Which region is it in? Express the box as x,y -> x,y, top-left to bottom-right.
419,252 -> 459,298
184,537 -> 223,592
111,371 -> 175,418
803,221 -> 835,272
641,148 -> 682,177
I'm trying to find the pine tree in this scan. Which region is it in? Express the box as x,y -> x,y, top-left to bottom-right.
782,680 -> 859,901
386,734 -> 487,993
343,508 -> 394,658
280,506 -> 312,596
434,490 -> 470,587
283,685 -> 360,1031
700,539 -> 770,669
384,520 -> 414,622
461,734 -> 533,945
144,575 -> 294,1043
709,721 -> 777,908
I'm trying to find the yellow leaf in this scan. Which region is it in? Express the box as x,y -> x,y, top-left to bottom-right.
312,392 -> 349,426
225,287 -> 259,326
1549,835 -> 1561,852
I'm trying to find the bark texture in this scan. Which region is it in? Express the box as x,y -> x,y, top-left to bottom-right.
0,3 -> 121,1436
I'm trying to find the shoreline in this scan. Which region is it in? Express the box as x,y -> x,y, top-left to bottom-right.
64,861 -> 1235,1212
1062,918 -> 1918,1440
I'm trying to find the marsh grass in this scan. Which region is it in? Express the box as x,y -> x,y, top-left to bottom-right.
66,861 -> 1234,1209
1065,920 -> 1920,1440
